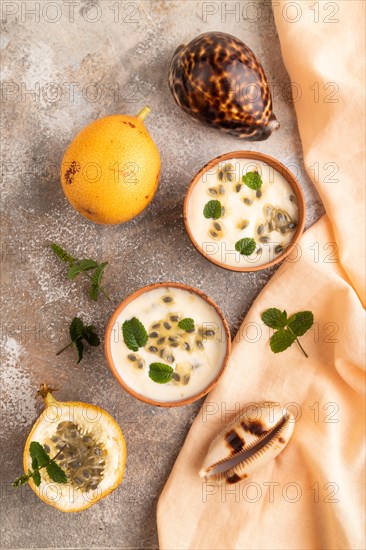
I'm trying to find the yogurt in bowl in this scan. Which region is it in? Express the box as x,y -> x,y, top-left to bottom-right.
184,151 -> 305,271
105,283 -> 231,407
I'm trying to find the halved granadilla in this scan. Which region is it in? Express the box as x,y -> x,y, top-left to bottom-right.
22,384 -> 126,512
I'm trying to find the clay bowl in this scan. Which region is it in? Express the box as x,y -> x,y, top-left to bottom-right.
183,150 -> 306,272
104,282 -> 231,407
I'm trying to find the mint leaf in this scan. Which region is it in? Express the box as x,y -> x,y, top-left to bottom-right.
46,461 -> 68,484
58,317 -> 100,364
29,442 -> 50,469
235,237 -> 256,256
31,456 -> 39,471
68,259 -> 98,280
242,171 -> 262,190
74,339 -> 84,364
32,470 -> 41,487
83,325 -> 100,347
287,311 -> 314,336
51,243 -> 75,264
203,200 -> 222,219
261,308 -> 288,329
178,318 -> 195,332
149,362 -> 174,384
51,243 -> 109,301
269,329 -> 297,353
69,317 -> 84,342
122,317 -> 148,352
89,262 -> 108,301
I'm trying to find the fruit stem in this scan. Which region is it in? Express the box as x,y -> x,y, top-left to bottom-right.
136,105 -> 151,122
36,384 -> 59,406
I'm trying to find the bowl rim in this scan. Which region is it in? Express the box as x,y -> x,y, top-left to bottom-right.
104,281 -> 232,407
183,150 -> 306,272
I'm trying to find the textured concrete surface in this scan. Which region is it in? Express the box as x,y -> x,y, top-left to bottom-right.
0,1 -> 324,548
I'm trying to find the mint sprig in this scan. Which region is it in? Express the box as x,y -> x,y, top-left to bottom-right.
56,316 -> 100,364
13,442 -> 67,488
235,237 -> 256,256
149,362 -> 173,384
122,317 -> 148,352
203,200 -> 222,219
242,171 -> 262,190
178,318 -> 195,332
261,308 -> 314,357
51,243 -> 110,301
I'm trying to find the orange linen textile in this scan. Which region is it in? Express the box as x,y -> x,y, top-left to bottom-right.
157,2 -> 366,549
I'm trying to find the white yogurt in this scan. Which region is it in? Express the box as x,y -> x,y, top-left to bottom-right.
109,286 -> 228,403
186,158 -> 299,269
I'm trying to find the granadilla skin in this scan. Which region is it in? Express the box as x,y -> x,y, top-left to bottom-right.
168,32 -> 279,141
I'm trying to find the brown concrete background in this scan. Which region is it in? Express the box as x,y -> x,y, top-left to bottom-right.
0,1 -> 324,548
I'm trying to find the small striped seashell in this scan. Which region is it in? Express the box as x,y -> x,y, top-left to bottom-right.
199,401 -> 294,484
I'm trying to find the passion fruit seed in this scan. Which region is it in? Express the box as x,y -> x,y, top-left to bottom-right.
257,224 -> 265,235
128,353 -> 145,370
237,219 -> 250,230
148,331 -> 159,338
160,346 -> 175,364
218,185 -> 225,195
208,187 -> 218,196
256,189 -> 262,199
244,198 -> 253,205
162,296 -> 174,304
275,245 -> 284,254
47,421 -> 105,493
172,362 -> 193,386
260,236 -> 270,243
264,204 -> 273,219
235,183 -> 242,192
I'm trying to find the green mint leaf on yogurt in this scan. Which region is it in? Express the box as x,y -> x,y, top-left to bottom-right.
122,317 -> 148,352
178,318 -> 195,332
262,308 -> 314,358
149,362 -> 174,384
235,237 -> 256,256
261,308 -> 288,330
242,171 -> 262,191
203,200 -> 222,219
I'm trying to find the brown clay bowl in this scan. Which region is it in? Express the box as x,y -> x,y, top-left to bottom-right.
183,150 -> 306,272
104,282 -> 231,407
